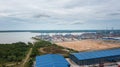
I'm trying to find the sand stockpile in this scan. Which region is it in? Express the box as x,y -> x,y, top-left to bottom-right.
56,39 -> 120,51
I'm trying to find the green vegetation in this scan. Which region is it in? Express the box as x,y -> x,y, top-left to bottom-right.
30,40 -> 78,58
0,42 -> 31,67
24,40 -> 77,67
0,39 -> 78,67
30,40 -> 52,58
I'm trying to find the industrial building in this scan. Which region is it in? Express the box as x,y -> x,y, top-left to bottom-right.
70,48 -> 120,65
36,54 -> 70,67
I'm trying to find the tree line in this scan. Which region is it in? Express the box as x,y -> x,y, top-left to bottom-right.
0,42 -> 31,65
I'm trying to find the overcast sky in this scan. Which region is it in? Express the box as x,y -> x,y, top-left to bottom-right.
0,0 -> 120,30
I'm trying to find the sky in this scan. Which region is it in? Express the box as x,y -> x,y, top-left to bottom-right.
0,0 -> 120,30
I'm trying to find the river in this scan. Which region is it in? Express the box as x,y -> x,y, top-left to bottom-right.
0,32 -> 40,44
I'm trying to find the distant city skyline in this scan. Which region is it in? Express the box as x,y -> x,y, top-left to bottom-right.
0,0 -> 120,30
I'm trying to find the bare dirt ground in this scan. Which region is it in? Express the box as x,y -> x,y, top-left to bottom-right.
20,48 -> 32,67
56,39 -> 120,51
39,46 -> 68,54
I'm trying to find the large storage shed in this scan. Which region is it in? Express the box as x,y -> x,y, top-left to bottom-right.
70,48 -> 120,65
36,54 -> 70,67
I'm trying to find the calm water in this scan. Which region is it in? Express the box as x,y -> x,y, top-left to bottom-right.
0,32 -> 40,44
0,32 -> 84,44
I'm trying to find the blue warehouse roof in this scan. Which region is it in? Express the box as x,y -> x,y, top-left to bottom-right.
71,48 -> 120,60
36,54 -> 69,67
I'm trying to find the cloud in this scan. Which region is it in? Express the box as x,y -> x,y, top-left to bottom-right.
108,13 -> 120,16
0,0 -> 120,30
0,0 -> 120,20
71,21 -> 84,25
33,14 -> 50,18
55,20 -> 84,26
